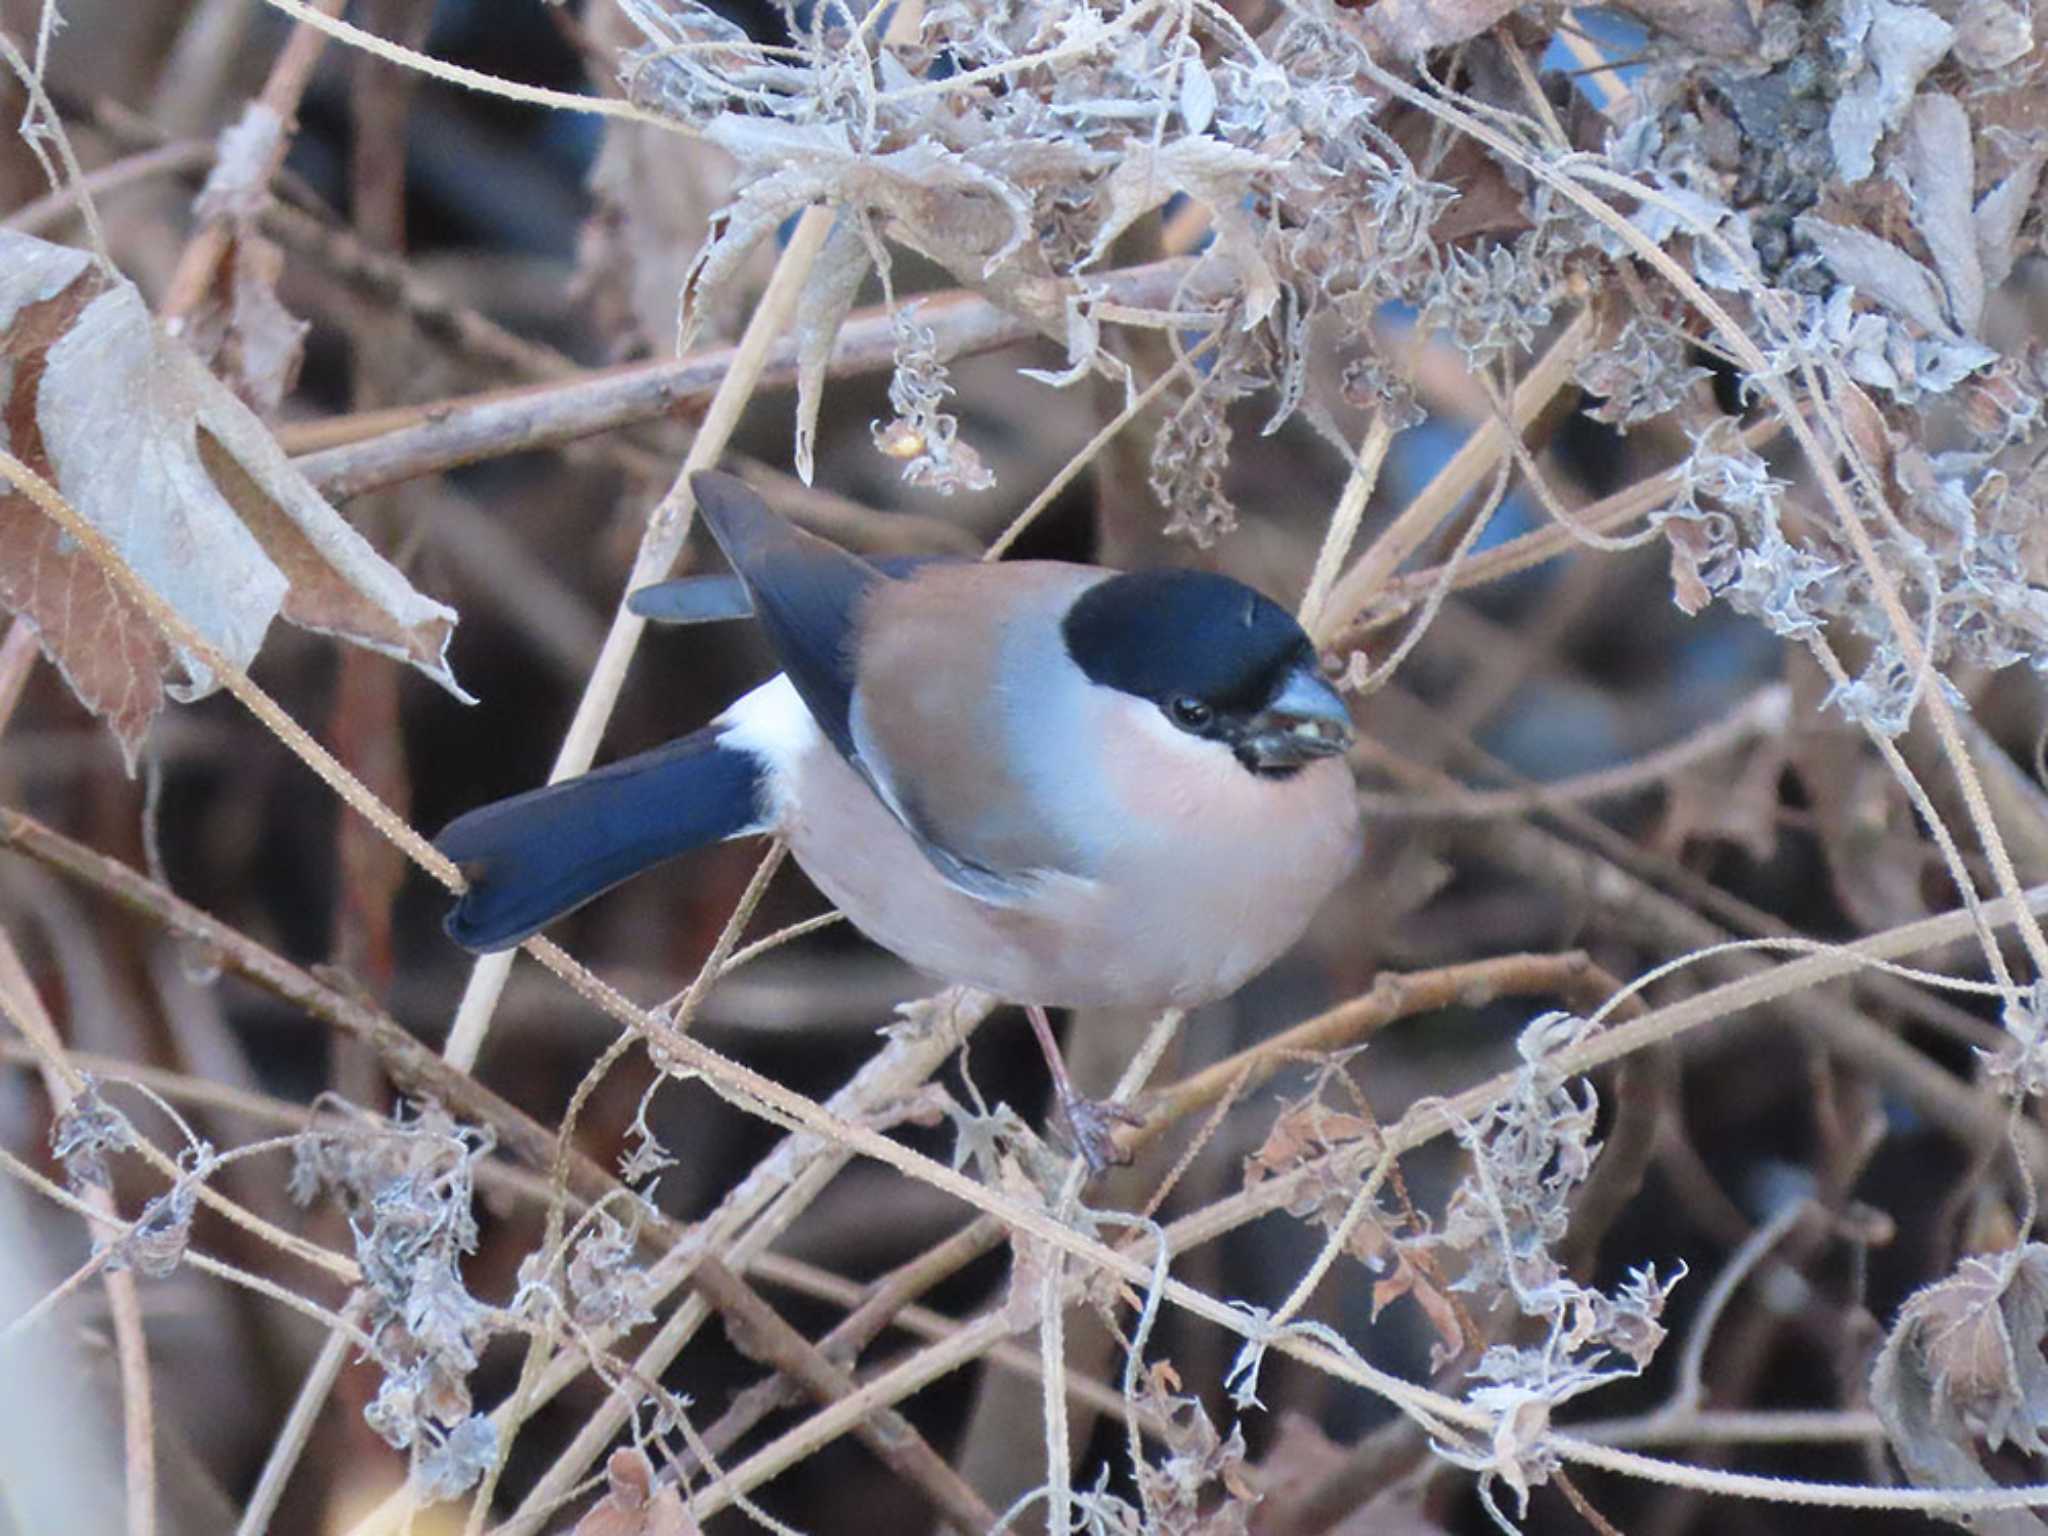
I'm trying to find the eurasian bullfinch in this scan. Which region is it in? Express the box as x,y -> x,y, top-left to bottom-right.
437,471 -> 1362,1168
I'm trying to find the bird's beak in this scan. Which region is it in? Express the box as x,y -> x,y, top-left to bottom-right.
1243,664 -> 1354,771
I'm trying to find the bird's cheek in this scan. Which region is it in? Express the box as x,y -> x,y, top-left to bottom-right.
1091,700 -> 1243,829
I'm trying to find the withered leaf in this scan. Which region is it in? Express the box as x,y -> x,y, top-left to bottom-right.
1794,215 -> 1951,336
792,214 -> 877,485
1828,0 -> 1956,184
1952,0 -> 2035,68
579,0 -> 768,356
1899,94 -> 1983,336
1977,154 -> 2048,295
1871,1242 -> 2048,1534
1084,139 -> 1282,326
180,229 -> 307,419
1372,1251 -> 1469,1367
179,101 -> 307,417
574,1449 -> 697,1536
0,231 -> 470,768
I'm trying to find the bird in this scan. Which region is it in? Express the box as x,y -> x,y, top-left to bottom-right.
436,471 -> 1363,1169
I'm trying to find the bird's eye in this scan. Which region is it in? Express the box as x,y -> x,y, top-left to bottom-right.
1168,695 -> 1213,731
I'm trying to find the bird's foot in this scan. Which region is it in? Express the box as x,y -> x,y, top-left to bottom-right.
1057,1092 -> 1143,1174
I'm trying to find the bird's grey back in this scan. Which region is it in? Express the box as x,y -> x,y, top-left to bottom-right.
849,561 -> 1118,889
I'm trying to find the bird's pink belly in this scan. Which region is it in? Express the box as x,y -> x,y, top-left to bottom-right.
778,741 -> 1358,1010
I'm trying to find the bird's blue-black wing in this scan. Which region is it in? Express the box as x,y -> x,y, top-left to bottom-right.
688,470 -> 884,764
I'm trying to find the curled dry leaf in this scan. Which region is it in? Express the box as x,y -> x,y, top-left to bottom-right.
576,0 -> 769,356
573,1448 -> 697,1536
1871,1242 -> 2048,1534
1372,1251 -> 1470,1366
1898,93 -> 1983,336
0,231 -> 470,768
179,101 -> 308,416
1952,0 -> 2036,69
1828,0 -> 1957,184
792,215 -> 878,485
1333,0 -> 1520,59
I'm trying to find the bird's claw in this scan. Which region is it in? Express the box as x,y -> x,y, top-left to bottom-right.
1058,1093 -> 1143,1174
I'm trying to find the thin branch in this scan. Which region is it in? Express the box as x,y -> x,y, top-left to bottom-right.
1298,410 -> 1396,633
688,1255 -> 997,1534
157,0 -> 346,324
1311,307 -> 1599,647
284,258 -> 1196,501
1330,412 -> 1786,646
1358,684 -> 1792,819
0,929 -> 156,1536
233,1306 -> 362,1536
254,0 -> 675,126
3,139 -> 215,235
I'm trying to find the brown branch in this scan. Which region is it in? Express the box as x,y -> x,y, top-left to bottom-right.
1311,307 -> 1600,650
683,1217 -> 1008,1477
1359,685 -> 1792,821
284,258 -> 1196,500
1111,950 -> 1630,1162
0,618 -> 36,736
3,138 -> 216,236
0,929 -> 157,1536
0,804 -> 617,1203
678,952 -> 1632,1481
157,0 -> 347,323
1437,807 -> 2048,1176
2,802 -> 996,1536
1329,412 -> 1787,652
1553,1468 -> 1628,1536
0,805 -> 1007,1527
689,1255 -> 998,1535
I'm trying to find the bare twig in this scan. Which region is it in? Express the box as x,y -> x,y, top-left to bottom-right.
284,258 -> 1195,501
1312,307 -> 1599,647
157,0 -> 346,324
0,929 -> 157,1536
3,139 -> 214,235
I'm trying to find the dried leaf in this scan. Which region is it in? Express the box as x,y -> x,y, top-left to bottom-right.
1952,0 -> 2035,68
1795,215 -> 1951,335
792,215 -> 876,485
1084,139 -> 1281,325
579,5 -> 765,354
49,1079 -> 134,1191
1872,1243 -> 2048,1533
0,231 -> 469,767
181,230 -> 307,418
1179,51 -> 1217,136
1372,1252 -> 1468,1366
413,1414 -> 498,1502
683,117 -> 1027,350
1663,516 -> 1718,616
173,101 -> 308,417
1977,154 -> 2048,294
1828,0 -> 1956,184
1245,1106 -> 1376,1194
108,1181 -> 197,1279
575,1449 -> 698,1536
1900,94 -> 1984,335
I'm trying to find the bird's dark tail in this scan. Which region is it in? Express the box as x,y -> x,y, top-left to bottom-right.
435,727 -> 766,952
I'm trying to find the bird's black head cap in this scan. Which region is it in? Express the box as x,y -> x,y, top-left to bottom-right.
1061,569 -> 1316,721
